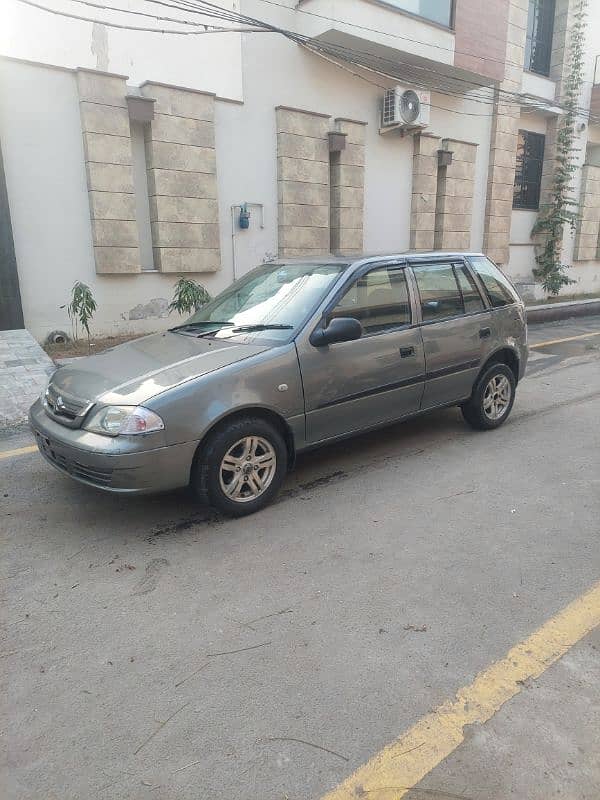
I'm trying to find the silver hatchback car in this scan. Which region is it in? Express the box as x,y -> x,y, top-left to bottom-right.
30,252 -> 527,516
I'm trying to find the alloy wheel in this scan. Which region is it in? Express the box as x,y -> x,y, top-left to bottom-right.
219,436 -> 277,503
482,374 -> 512,420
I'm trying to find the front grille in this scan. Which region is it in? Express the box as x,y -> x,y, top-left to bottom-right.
44,382 -> 91,428
35,432 -> 113,488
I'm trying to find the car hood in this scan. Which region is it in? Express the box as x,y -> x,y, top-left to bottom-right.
49,332 -> 270,407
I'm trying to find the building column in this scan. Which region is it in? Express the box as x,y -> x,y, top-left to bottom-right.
482,0 -> 528,265
140,82 -> 219,274
435,139 -> 478,250
76,69 -> 141,274
410,133 -> 440,251
330,118 -> 367,255
573,163 -> 600,260
276,107 -> 331,257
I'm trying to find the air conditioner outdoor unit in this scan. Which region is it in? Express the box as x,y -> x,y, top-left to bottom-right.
381,86 -> 430,132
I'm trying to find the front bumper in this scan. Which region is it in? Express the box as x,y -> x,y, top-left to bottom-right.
29,400 -> 198,494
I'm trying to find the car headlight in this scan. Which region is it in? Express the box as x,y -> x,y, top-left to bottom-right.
83,405 -> 165,436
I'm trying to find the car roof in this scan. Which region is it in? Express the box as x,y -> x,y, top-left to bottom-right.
270,251 -> 485,268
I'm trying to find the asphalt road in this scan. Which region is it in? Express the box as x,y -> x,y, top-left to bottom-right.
1,316 -> 599,800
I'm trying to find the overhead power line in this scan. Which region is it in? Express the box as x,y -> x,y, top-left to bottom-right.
11,0 -> 596,122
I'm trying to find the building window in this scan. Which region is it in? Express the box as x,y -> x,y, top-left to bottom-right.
513,130 -> 545,210
383,1 -> 453,28
524,0 -> 556,76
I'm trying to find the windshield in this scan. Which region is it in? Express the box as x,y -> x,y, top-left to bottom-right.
175,262 -> 346,341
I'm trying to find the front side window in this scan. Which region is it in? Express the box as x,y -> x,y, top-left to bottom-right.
513,130 -> 545,210
329,266 -> 411,335
469,257 -> 520,308
412,263 -> 465,322
384,0 -> 453,28
525,0 -> 556,76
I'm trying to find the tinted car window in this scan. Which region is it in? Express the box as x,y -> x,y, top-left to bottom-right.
470,256 -> 519,307
413,263 -> 463,322
455,264 -> 485,313
330,266 -> 411,334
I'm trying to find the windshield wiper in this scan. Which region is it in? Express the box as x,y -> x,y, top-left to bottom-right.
231,324 -> 294,333
169,321 -> 234,333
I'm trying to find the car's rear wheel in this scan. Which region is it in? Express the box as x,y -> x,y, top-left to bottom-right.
461,363 -> 516,431
192,416 -> 288,516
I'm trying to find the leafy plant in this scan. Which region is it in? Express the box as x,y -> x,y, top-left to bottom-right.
532,0 -> 587,295
168,277 -> 211,316
62,282 -> 97,352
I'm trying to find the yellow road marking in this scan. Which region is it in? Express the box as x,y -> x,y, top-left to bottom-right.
0,445 -> 38,460
530,330 -> 600,349
321,580 -> 600,800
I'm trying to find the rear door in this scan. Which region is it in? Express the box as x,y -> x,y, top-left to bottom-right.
409,259 -> 492,409
296,263 -> 425,444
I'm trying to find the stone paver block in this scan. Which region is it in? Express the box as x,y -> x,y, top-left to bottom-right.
281,204 -> 329,228
0,330 -> 55,428
147,115 -> 215,148
337,143 -> 365,167
83,133 -> 132,166
150,222 -> 220,248
330,164 -> 364,189
154,248 -> 221,273
331,186 -> 364,209
331,207 -> 364,229
278,180 -> 330,206
277,156 -> 329,185
80,102 -> 131,136
146,169 -> 217,199
145,141 -> 216,173
92,219 -> 139,247
141,83 -> 214,122
89,191 -> 136,221
335,119 -> 367,145
276,108 -> 330,139
279,226 -> 330,251
442,139 -> 478,162
414,133 -> 441,157
331,228 -> 363,251
76,70 -> 127,107
149,196 -> 218,224
94,247 -> 141,274
276,133 -> 329,162
86,162 -> 135,194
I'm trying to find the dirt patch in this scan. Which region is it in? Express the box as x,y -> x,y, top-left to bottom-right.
44,332 -> 149,359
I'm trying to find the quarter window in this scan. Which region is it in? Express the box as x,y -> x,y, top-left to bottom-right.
329,266 -> 411,334
513,130 -> 545,210
469,257 -> 520,307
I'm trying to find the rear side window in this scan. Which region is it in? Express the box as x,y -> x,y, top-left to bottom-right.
455,265 -> 485,313
470,257 -> 520,307
412,263 -> 464,322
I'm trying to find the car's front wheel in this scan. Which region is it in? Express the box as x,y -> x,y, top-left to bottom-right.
461,362 -> 516,431
192,416 -> 288,516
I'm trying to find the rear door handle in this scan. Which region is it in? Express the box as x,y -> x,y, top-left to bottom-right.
479,327 -> 491,339
400,346 -> 415,358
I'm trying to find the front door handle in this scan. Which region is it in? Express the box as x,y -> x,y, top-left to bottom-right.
479,327 -> 491,339
400,346 -> 415,358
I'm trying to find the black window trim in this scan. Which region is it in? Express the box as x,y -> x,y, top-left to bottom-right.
408,258 -> 489,327
513,129 -> 545,210
317,260 -> 417,340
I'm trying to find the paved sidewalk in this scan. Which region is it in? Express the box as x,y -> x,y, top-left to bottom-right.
0,329 -> 55,429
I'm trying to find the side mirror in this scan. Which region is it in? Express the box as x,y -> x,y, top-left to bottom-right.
310,316 -> 363,347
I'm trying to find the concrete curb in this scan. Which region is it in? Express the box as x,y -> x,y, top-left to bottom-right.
526,298 -> 600,324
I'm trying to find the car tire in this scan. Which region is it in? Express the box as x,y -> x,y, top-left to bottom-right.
461,363 -> 516,431
192,416 -> 288,517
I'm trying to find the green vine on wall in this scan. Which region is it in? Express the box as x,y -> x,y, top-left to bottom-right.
532,0 -> 588,295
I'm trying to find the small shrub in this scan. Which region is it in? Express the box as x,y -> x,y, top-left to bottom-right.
168,277 -> 211,316
62,282 -> 97,352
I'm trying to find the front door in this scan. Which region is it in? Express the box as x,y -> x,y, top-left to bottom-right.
410,260 -> 492,409
297,264 -> 425,444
